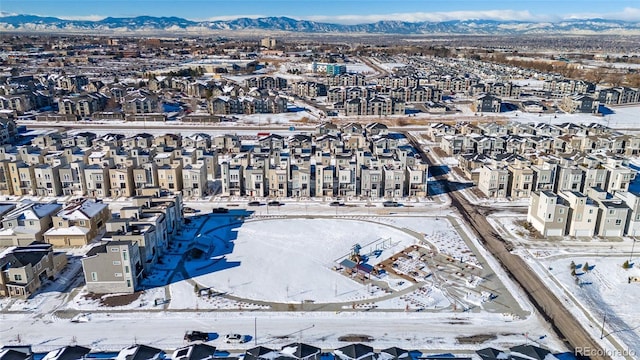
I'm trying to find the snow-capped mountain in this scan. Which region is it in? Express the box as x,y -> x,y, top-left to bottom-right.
1,14 -> 639,34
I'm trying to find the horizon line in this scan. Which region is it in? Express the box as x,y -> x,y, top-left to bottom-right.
2,8 -> 640,25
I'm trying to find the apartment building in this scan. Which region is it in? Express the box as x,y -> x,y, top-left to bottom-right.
82,241 -> 142,294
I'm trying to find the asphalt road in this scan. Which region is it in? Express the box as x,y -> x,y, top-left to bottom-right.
405,132 -> 613,360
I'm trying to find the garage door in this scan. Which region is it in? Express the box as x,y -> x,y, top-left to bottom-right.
604,229 -> 620,237
546,228 -> 563,237
574,229 -> 592,237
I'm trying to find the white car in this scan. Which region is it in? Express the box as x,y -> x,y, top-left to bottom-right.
224,333 -> 247,343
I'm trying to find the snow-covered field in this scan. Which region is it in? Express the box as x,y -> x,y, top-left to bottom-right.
535,255 -> 640,358
187,217 -> 417,303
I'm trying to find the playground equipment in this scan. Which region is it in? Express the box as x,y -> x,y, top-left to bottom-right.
350,243 -> 363,264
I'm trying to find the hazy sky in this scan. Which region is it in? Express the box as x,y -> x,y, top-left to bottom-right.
3,0 -> 640,23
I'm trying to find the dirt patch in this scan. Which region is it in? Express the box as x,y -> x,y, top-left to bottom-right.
456,333 -> 497,344
338,334 -> 374,342
84,291 -> 143,307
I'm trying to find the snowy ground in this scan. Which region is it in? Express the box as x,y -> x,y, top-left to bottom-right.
490,212 -> 640,360
0,210 -> 567,355
532,254 -> 640,359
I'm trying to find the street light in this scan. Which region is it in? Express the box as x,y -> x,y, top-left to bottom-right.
630,237 -> 637,263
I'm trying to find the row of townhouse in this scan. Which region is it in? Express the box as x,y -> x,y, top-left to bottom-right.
542,79 -> 596,96
0,198 -> 110,248
596,86 -> 640,105
468,82 -> 522,98
81,193 -> 183,294
0,91 -> 51,113
0,133 -> 220,199
207,95 -> 288,115
290,81 -> 328,98
332,96 -> 406,116
326,86 -> 442,104
466,153 -> 635,200
219,124 -> 428,198
325,73 -> 366,87
528,188 -> 640,238
58,92 -> 109,118
244,76 -> 288,90
434,121 -> 640,157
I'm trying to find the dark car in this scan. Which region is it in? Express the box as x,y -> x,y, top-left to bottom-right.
267,201 -> 281,206
212,207 -> 229,213
247,201 -> 262,206
329,201 -> 343,207
184,331 -> 209,342
183,207 -> 197,214
383,201 -> 400,207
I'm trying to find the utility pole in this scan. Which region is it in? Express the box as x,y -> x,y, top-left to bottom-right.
254,317 -> 257,346
600,312 -> 607,339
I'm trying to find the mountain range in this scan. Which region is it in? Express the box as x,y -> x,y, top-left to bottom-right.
1,14 -> 640,35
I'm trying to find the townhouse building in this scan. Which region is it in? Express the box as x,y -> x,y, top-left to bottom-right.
477,165 -> 510,198
558,191 -> 599,237
527,191 -> 570,237
43,198 -> 110,247
614,191 -> 640,237
81,240 -> 142,294
0,242 -> 67,298
0,202 -> 61,247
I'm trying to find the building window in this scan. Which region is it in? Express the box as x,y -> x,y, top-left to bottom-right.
113,261 -> 121,265
115,273 -> 123,277
91,272 -> 98,281
125,266 -> 129,273
14,274 -> 22,281
122,251 -> 127,260
110,247 -> 120,252
616,219 -> 622,226
127,280 -> 131,287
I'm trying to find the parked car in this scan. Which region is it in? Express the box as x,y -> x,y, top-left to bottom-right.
247,201 -> 262,206
184,331 -> 209,342
267,201 -> 281,206
212,207 -> 229,213
382,201 -> 400,207
183,207 -> 197,214
329,201 -> 343,207
224,333 -> 247,344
